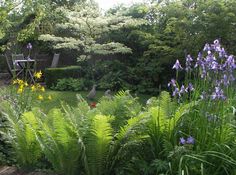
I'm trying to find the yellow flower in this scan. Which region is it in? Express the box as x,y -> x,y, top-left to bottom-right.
31,85 -> 36,92
34,71 -> 42,79
12,80 -> 18,85
38,95 -> 44,100
17,88 -> 23,94
48,95 -> 52,100
24,82 -> 28,87
19,84 -> 24,89
41,87 -> 45,92
17,79 -> 24,85
36,83 -> 41,89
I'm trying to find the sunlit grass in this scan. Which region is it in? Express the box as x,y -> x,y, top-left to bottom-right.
38,90 -> 151,113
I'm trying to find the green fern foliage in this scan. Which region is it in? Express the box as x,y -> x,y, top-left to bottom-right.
62,94 -> 94,137
159,91 -> 176,117
35,108 -> 82,175
97,90 -> 142,131
85,114 -> 113,175
2,110 -> 41,169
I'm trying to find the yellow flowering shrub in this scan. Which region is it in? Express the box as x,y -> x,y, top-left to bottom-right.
12,74 -> 49,101
7,71 -> 53,114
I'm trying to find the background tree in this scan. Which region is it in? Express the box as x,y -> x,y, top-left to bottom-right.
2,0 -> 236,94
0,0 -> 15,52
103,0 -> 236,93
39,0 -> 144,82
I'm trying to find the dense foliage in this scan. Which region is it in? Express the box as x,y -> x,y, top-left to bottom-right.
0,40 -> 236,175
44,66 -> 82,87
51,78 -> 87,91
2,0 -> 236,93
1,1 -> 236,174
103,0 -> 236,93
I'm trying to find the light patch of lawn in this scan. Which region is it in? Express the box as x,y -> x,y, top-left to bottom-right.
38,90 -> 151,113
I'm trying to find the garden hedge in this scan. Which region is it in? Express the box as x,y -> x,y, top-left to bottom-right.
44,66 -> 81,87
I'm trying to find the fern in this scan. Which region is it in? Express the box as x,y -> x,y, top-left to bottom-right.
97,90 -> 142,131
62,95 -> 94,137
34,108 -> 83,175
159,91 -> 176,117
139,92 -> 198,159
107,114 -> 147,174
85,114 -> 113,175
1,109 -> 41,169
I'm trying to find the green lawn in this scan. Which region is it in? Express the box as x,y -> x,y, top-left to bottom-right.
38,90 -> 151,112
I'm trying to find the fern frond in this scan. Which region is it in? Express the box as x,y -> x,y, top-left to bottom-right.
148,107 -> 167,133
85,114 -> 113,175
159,91 -> 176,117
116,114 -> 145,141
34,108 -> 83,175
97,90 -> 141,131
114,90 -> 127,98
2,110 -> 42,169
168,101 -> 198,133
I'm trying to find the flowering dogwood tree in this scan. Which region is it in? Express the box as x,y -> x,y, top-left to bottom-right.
39,1 -> 145,61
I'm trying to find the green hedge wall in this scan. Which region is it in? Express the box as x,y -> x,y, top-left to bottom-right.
45,66 -> 81,87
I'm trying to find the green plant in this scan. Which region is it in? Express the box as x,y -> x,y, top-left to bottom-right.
97,90 -> 142,131
45,66 -> 82,87
85,114 -> 113,175
1,109 -> 42,170
34,108 -> 83,175
52,78 -> 86,91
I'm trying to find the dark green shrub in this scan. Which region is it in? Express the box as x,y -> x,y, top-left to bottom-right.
44,66 -> 82,87
52,78 -> 86,91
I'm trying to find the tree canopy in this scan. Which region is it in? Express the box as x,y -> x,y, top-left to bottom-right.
1,0 -> 236,93
39,1 -> 145,61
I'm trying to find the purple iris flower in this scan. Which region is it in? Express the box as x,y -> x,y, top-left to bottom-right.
188,83 -> 194,91
172,59 -> 183,70
27,43 -> 32,50
168,79 -> 177,87
201,68 -> 207,79
186,54 -> 193,62
198,52 -> 203,58
222,74 -> 230,86
186,136 -> 195,144
211,87 -> 226,100
215,80 -> 221,87
219,48 -> 227,58
224,55 -> 236,69
203,43 -> 211,51
172,87 -> 180,97
212,39 -> 221,52
211,61 -> 218,70
218,64 -> 224,71
180,85 -> 188,94
179,137 -> 186,145
205,54 -> 215,63
194,52 -> 203,68
185,54 -> 193,71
